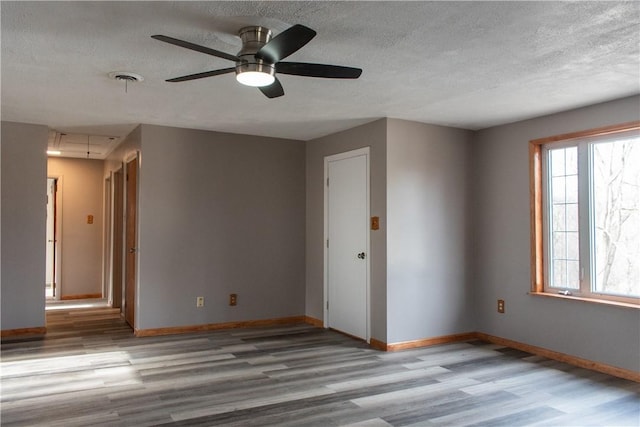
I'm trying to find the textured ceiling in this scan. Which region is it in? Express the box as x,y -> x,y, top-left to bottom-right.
2,1 -> 639,151
47,131 -> 121,159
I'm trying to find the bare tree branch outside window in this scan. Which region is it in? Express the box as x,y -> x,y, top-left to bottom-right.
593,138 -> 640,297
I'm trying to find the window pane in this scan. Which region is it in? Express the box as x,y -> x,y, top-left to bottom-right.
552,205 -> 566,231
566,204 -> 579,232
550,259 -> 580,290
551,149 -> 565,176
553,260 -> 566,288
566,232 -> 579,260
565,175 -> 578,203
592,137 -> 640,297
553,232 -> 566,259
548,146 -> 580,290
567,260 -> 580,289
565,146 -> 578,175
552,177 -> 566,203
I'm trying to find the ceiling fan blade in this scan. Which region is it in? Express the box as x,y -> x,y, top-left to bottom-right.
259,78 -> 284,98
151,35 -> 240,63
256,24 -> 316,63
166,68 -> 236,83
276,62 -> 362,79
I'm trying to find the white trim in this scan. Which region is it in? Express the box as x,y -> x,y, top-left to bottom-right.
134,152 -> 141,328
114,164 -> 126,311
323,147 -> 371,342
124,150 -> 138,164
103,175 -> 113,305
46,174 -> 64,300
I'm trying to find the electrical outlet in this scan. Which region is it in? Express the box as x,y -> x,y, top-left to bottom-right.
497,299 -> 505,313
229,293 -> 237,306
196,296 -> 204,307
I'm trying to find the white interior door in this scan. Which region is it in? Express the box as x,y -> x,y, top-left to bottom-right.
325,148 -> 370,341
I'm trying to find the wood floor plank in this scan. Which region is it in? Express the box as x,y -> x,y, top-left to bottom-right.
1,306 -> 639,426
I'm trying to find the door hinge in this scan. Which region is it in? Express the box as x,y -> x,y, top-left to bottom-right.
326,177 -> 329,186
326,239 -> 329,248
326,300 -> 329,310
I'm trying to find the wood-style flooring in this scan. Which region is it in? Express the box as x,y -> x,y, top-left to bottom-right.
1,306 -> 639,426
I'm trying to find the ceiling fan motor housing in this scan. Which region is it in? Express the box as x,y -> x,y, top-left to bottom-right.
236,26 -> 275,78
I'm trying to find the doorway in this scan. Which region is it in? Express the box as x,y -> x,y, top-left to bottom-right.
103,177 -> 112,303
45,178 -> 59,299
324,147 -> 370,341
112,168 -> 124,310
124,157 -> 138,328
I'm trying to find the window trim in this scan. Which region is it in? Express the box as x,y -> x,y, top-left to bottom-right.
529,121 -> 640,306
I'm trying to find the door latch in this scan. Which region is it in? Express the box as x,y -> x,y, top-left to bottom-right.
357,252 -> 366,259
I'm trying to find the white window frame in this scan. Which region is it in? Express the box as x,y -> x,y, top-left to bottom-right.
530,122 -> 640,307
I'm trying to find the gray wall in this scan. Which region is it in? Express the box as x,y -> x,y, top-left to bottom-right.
472,95 -> 640,372
48,158 -> 104,297
386,119 -> 475,343
306,119 -> 388,341
1,121 -> 48,330
135,125 -> 305,330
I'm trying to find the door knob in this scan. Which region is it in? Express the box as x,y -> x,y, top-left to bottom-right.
357,252 -> 366,259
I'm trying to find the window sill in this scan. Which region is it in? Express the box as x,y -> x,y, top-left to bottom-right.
529,292 -> 639,309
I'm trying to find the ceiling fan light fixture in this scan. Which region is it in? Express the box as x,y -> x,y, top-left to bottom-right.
235,61 -> 275,87
236,70 -> 275,87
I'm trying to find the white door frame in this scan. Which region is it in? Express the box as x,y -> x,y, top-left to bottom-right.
46,174 -> 63,300
103,174 -> 113,305
323,147 -> 371,342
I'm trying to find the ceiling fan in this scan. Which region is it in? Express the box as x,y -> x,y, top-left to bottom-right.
152,24 -> 362,98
